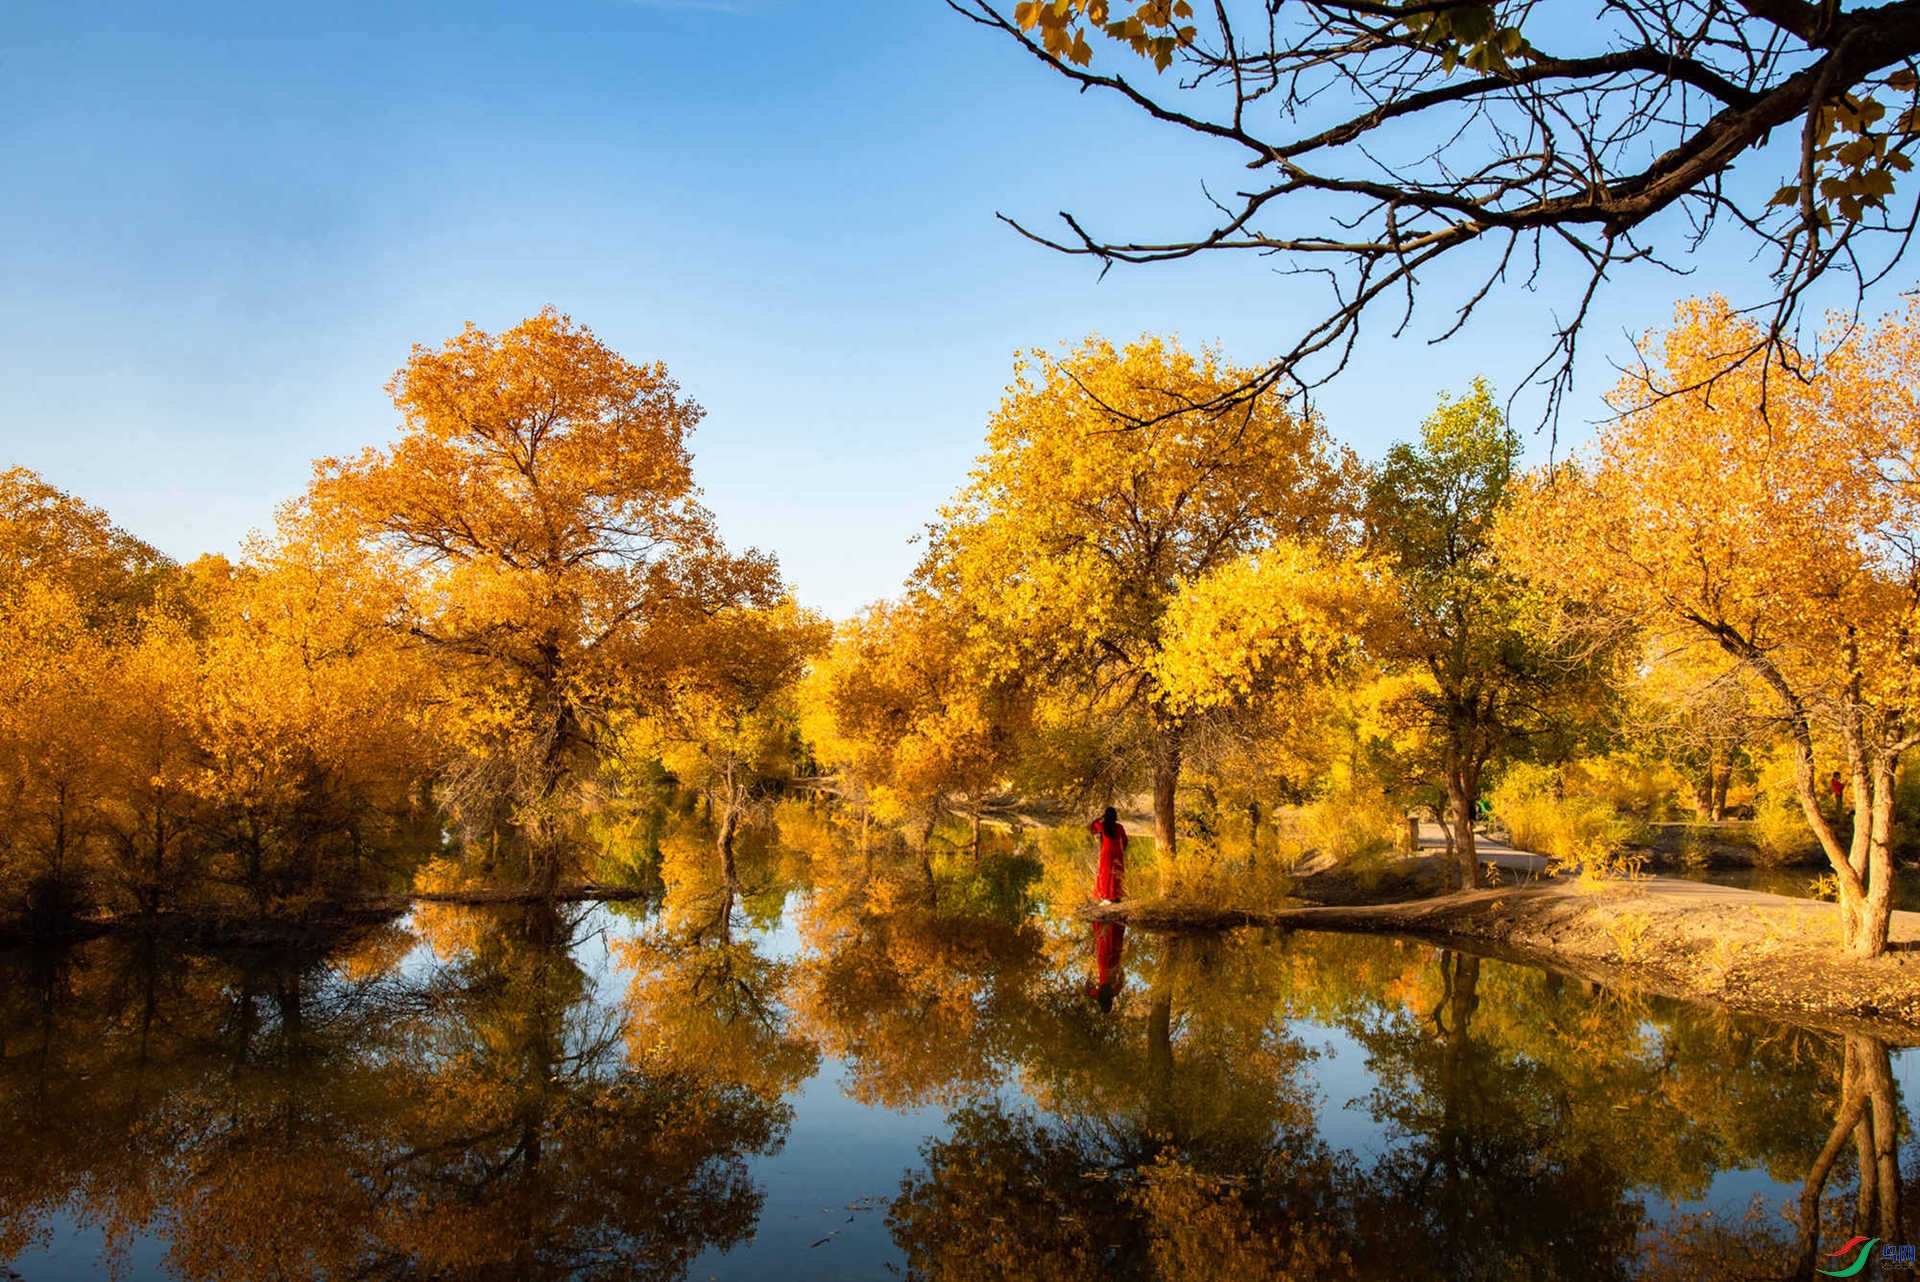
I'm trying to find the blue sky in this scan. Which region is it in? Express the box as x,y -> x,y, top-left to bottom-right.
3,0 -> 1911,617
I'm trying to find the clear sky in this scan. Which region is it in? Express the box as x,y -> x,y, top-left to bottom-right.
3,0 -> 1912,618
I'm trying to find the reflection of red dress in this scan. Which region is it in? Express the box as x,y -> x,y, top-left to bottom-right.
1091,922 -> 1126,1005
1090,821 -> 1127,900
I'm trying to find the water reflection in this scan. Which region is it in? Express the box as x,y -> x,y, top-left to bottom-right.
887,927 -> 1909,1281
2,844 -> 1917,1280
0,905 -> 790,1280
1090,923 -> 1125,1011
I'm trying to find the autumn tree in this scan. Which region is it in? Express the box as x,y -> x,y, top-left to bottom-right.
0,470 -> 182,925
919,335 -> 1359,858
1150,541 -> 1387,838
1504,296 -> 1920,956
187,511 -> 439,907
0,581 -> 117,920
0,466 -> 174,630
1629,650 -> 1763,821
955,0 -> 1920,417
804,593 -> 1030,849
620,599 -> 829,874
1360,380 -> 1620,888
311,309 -> 780,893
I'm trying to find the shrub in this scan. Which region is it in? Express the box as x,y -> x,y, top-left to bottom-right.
1678,816 -> 1713,871
1300,776 -> 1401,863
1751,801 -> 1815,865
1488,762 -> 1629,873
1566,752 -> 1687,821
1750,747 -> 1817,865
1150,839 -> 1297,909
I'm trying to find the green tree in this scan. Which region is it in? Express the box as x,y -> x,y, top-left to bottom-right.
1366,380 -> 1615,888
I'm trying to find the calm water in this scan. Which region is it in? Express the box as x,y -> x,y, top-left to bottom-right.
3,854 -> 1917,1280
1672,864 -> 1920,913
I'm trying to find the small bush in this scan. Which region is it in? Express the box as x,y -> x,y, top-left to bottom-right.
1606,908 -> 1654,962
1892,762 -> 1920,861
1489,762 -> 1628,873
1749,747 -> 1818,865
1300,776 -> 1402,863
1567,753 -> 1686,821
1678,817 -> 1713,871
1751,800 -> 1816,865
1151,840 -> 1297,910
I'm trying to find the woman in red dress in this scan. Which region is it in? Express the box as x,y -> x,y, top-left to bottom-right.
1090,806 -> 1127,902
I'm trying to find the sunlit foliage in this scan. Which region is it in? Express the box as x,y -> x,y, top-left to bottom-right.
915,334 -> 1361,858
308,308 -> 783,891
1504,295 -> 1920,955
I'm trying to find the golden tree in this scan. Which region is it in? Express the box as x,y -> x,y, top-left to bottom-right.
0,470 -> 180,923
620,598 -> 829,872
804,593 -> 1030,848
1505,295 -> 1920,956
0,466 -> 173,631
0,581 -> 116,914
311,309 -> 780,892
187,509 -> 439,907
920,335 -> 1360,857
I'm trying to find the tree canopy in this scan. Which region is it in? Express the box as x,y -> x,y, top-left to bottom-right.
917,333 -> 1360,856
310,308 -> 783,891
1503,294 -> 1920,954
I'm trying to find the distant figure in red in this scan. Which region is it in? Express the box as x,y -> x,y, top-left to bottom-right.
1091,806 -> 1127,902
1830,771 -> 1846,817
1091,922 -> 1126,1011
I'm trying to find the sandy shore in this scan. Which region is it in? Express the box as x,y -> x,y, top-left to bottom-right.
1083,875 -> 1920,1042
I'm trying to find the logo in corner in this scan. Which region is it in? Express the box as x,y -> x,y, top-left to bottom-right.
1819,1237 -> 1881,1277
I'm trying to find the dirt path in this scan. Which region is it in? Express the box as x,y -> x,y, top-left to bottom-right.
1084,875 -> 1920,1042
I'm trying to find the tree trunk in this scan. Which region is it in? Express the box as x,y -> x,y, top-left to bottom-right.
1151,719 -> 1181,860
1711,763 -> 1732,821
1778,702 -> 1890,957
1445,756 -> 1480,890
51,780 -> 67,878
1145,972 -> 1174,1143
716,805 -> 740,888
528,841 -> 562,898
716,762 -> 744,892
1859,759 -> 1897,957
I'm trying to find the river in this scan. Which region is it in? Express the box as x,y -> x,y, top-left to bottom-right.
2,852 -> 1915,1280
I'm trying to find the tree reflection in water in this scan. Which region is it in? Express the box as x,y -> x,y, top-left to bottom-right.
2,853 -> 1918,1282
887,925 -> 1917,1282
0,900 -> 793,1280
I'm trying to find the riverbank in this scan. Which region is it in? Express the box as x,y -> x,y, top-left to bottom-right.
1084,875 -> 1920,1041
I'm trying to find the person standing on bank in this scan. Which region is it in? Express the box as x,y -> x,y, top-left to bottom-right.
1091,806 -> 1127,903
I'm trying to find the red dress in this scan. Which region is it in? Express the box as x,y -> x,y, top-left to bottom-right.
1090,821 -> 1127,900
